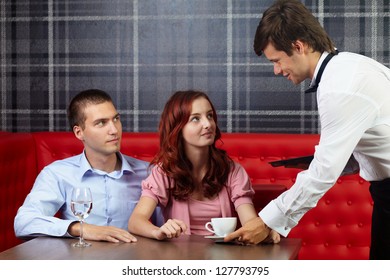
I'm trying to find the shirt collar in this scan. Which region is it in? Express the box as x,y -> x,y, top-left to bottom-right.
310,51 -> 329,87
77,151 -> 133,180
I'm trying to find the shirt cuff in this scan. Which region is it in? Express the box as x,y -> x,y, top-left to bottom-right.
61,220 -> 78,237
258,200 -> 298,237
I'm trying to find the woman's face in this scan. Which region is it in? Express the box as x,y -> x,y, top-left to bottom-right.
181,97 -> 216,152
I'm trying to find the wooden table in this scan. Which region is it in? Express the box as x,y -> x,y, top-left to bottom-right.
0,235 -> 301,260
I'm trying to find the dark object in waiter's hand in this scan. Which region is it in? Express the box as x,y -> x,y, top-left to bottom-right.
269,155 -> 359,176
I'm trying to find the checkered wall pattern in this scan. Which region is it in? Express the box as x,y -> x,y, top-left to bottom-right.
1,0 -> 389,133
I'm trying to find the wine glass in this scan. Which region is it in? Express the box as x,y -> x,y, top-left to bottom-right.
71,187 -> 93,248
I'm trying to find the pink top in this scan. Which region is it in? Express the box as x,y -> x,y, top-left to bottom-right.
188,197 -> 221,235
141,162 -> 255,235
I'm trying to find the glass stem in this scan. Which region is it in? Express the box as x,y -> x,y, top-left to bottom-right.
79,220 -> 84,244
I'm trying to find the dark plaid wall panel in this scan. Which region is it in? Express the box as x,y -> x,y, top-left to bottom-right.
1,0 -> 389,132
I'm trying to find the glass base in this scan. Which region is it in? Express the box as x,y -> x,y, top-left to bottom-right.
72,240 -> 91,248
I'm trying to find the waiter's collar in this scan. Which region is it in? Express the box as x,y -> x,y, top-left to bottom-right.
305,50 -> 338,93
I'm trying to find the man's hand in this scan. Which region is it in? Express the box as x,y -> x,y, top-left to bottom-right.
224,216 -> 270,245
68,222 -> 137,243
261,230 -> 281,244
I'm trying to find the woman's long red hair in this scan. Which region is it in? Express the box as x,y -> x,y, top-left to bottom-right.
151,90 -> 234,200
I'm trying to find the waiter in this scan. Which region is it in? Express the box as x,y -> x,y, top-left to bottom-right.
225,0 -> 390,260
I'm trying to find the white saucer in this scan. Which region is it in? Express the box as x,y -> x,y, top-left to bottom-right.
204,235 -> 225,242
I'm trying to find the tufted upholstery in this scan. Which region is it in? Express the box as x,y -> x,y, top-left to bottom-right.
0,132 -> 372,259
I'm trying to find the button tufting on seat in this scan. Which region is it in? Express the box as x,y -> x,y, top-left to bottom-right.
5,131 -> 370,260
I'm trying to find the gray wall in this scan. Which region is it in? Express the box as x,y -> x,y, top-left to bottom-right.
1,0 -> 389,133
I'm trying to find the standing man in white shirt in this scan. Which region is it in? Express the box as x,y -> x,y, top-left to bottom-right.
225,0 -> 390,259
15,89 -> 163,243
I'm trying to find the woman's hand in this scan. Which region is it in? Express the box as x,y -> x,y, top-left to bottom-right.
152,219 -> 187,240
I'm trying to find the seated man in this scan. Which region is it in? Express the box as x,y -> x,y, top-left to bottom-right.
14,89 -> 163,243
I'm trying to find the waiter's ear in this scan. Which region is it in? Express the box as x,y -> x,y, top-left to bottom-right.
292,40 -> 306,54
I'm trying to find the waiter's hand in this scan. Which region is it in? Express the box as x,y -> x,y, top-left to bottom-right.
224,216 -> 270,245
261,229 -> 281,244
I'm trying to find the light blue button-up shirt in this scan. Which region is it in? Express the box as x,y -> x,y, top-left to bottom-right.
14,151 -> 164,238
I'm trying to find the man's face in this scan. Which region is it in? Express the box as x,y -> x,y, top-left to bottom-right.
74,101 -> 122,159
262,41 -> 311,85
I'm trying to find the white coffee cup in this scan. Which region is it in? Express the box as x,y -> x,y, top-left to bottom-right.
204,217 -> 237,237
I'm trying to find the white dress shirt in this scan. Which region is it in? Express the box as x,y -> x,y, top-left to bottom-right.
260,51 -> 390,236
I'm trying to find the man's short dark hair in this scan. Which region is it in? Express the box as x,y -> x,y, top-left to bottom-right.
67,89 -> 113,130
254,0 -> 335,56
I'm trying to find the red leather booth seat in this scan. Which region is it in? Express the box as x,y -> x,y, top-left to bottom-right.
0,133 -> 37,252
0,132 -> 372,259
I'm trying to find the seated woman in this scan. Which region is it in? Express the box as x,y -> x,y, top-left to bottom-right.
128,90 -> 280,244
